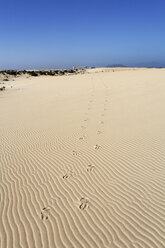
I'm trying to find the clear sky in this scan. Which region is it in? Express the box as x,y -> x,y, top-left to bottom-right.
1,0 -> 165,69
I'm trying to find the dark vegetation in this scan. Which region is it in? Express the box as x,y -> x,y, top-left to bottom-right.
0,69 -> 82,78
0,86 -> 6,91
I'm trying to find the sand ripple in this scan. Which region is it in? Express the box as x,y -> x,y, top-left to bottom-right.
1,69 -> 165,247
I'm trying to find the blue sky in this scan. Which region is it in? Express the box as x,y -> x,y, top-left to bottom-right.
1,0 -> 165,69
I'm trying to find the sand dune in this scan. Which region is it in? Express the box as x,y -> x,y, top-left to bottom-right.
0,68 -> 165,248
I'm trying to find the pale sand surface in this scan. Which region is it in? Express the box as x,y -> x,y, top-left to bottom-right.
0,68 -> 165,248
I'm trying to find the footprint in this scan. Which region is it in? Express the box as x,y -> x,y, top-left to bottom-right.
72,150 -> 78,155
100,121 -> 104,124
84,119 -> 88,122
63,170 -> 73,179
41,207 -> 50,221
79,135 -> 86,140
79,197 -> 89,210
93,144 -> 101,150
87,164 -> 95,172
81,126 -> 86,129
97,130 -> 102,135
31,170 -> 36,175
48,198 -> 58,205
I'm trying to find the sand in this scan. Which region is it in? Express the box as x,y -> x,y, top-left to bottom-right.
0,68 -> 165,248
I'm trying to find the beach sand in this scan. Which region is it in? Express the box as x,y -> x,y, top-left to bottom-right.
0,68 -> 165,248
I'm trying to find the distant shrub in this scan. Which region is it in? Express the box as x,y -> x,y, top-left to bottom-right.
0,86 -> 6,91
30,71 -> 39,76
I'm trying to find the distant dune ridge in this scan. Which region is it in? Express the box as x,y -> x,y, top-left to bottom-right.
0,68 -> 165,248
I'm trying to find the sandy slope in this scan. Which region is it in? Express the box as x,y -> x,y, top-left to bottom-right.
0,69 -> 165,248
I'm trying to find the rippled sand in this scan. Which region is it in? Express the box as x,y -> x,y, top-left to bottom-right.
1,68 -> 165,248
